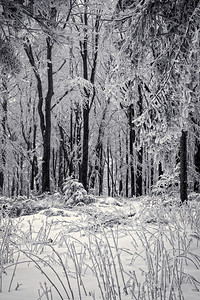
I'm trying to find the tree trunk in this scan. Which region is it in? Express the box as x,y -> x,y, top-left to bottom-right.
98,144 -> 104,195
129,104 -> 135,196
79,3 -> 99,190
52,148 -> 57,187
118,133 -> 123,195
136,147 -> 143,196
19,155 -> 23,196
69,107 -> 74,176
136,83 -> 143,196
89,103 -> 108,193
42,37 -> 54,192
0,79 -> 7,194
81,104 -> 89,190
107,142 -> 111,196
58,125 -> 66,189
194,141 -> 200,192
24,36 -> 54,194
180,130 -> 188,203
30,124 -> 39,191
158,161 -> 163,179
11,176 -> 15,197
58,145 -> 64,189
74,105 -> 82,180
126,135 -> 129,197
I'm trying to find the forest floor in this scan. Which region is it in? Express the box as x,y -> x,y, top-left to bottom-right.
0,193 -> 200,300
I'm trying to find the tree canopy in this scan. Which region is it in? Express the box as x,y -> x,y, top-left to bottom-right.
0,0 -> 199,202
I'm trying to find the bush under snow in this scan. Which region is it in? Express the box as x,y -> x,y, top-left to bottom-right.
63,177 -> 96,206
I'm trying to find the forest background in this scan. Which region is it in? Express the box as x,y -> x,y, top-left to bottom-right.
0,0 -> 200,203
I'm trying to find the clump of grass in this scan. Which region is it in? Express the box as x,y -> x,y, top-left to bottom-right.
13,217 -> 54,254
37,282 -> 53,300
0,215 -> 15,293
81,225 -> 130,300
86,232 -> 120,300
1,197 -> 200,300
125,199 -> 200,299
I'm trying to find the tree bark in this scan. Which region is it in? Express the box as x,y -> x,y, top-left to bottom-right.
74,104 -> 82,180
136,147 -> 143,196
58,124 -> 69,188
30,124 -> 39,191
0,79 -> 7,194
136,83 -> 143,196
107,142 -> 111,196
89,102 -> 108,193
194,141 -> 200,192
119,134 -> 123,195
24,33 -> 54,194
79,3 -> 100,190
42,37 -> 54,192
98,143 -> 104,195
81,103 -> 89,190
180,130 -> 188,203
129,104 -> 135,196
126,135 -> 129,197
158,161 -> 163,179
80,2 -> 89,190
69,107 -> 74,176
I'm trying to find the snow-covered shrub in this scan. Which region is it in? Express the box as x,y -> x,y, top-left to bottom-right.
63,177 -> 96,206
0,194 -> 65,217
152,172 -> 179,197
188,192 -> 200,202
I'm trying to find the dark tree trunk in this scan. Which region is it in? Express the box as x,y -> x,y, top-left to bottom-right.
158,161 -> 163,179
126,135 -> 129,197
89,144 -> 104,195
136,83 -> 143,196
30,124 -> 39,191
11,176 -> 15,197
58,125 -> 66,189
89,103 -> 108,194
98,144 -> 104,195
81,103 -> 90,190
150,159 -> 154,188
136,147 -> 143,196
110,147 -> 114,197
58,144 -> 64,189
79,3 -> 99,190
75,105 -> 82,180
119,179 -> 123,196
88,163 -> 96,190
120,102 -> 135,197
194,141 -> 200,192
107,142 -> 111,196
69,108 -> 74,176
129,104 -> 135,196
42,37 -> 54,192
52,148 -> 57,186
30,155 -> 39,191
19,155 -> 23,196
79,2 -> 89,190
0,79 -> 7,194
109,147 -> 117,196
24,35 -> 54,194
0,166 -> 4,194
180,130 -> 188,203
118,133 -> 123,195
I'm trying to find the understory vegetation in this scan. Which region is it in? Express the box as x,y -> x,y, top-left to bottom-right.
0,192 -> 200,299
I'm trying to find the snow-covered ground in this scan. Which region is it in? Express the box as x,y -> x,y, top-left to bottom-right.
0,196 -> 200,300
